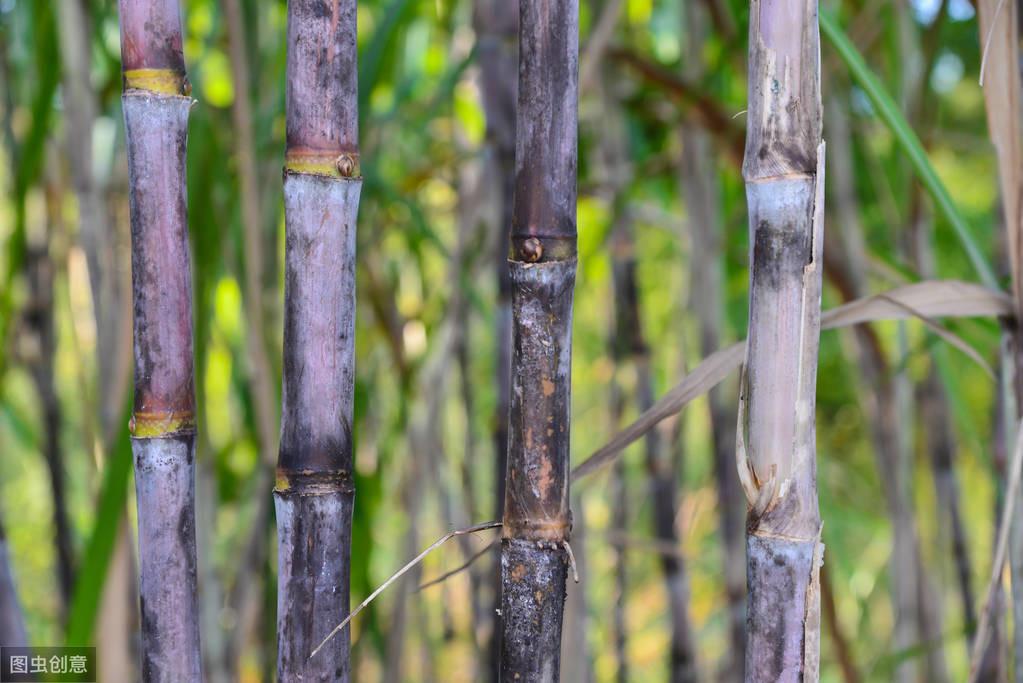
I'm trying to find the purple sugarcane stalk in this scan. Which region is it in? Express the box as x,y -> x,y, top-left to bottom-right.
274,0 -> 361,680
118,0 -> 202,680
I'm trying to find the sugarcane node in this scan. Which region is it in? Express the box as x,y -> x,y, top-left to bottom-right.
275,468 -> 355,495
502,516 -> 571,542
130,409 -> 196,438
284,149 -> 360,179
511,234 -> 578,263
123,68 -> 190,97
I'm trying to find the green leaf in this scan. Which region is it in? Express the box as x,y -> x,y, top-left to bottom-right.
0,0 -> 61,377
820,10 -> 999,290
65,399 -> 133,646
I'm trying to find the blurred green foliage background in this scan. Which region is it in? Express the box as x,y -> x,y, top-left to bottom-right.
0,0 -> 1014,680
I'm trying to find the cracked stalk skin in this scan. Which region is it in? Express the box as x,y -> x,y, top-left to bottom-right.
741,0 -> 825,680
275,1 -> 361,680
500,1 -> 579,681
119,0 -> 203,673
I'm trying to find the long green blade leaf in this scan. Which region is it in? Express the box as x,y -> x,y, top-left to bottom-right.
65,401 -> 133,646
820,10 -> 999,290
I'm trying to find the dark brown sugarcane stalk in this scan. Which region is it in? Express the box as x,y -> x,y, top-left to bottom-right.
823,94 -> 934,683
679,1 -> 744,679
117,0 -> 202,679
612,223 -> 700,682
474,2 -> 518,677
599,20 -> 630,680
219,0 -> 280,674
597,25 -> 698,673
25,177 -> 74,618
274,0 -> 361,680
500,1 -> 578,679
739,0 -> 825,679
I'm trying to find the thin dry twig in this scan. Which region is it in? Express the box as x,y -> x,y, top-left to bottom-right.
579,0 -> 625,92
968,419 -> 1023,682
309,521 -> 502,660
416,540 -> 496,592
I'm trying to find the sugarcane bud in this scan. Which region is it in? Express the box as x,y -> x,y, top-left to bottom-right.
336,154 -> 357,178
521,237 -> 543,262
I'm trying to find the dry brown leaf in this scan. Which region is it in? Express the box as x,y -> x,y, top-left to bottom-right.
572,280 -> 1012,481
820,280 -> 1012,328
572,341 -> 746,480
978,0 -> 1023,307
872,294 -> 995,378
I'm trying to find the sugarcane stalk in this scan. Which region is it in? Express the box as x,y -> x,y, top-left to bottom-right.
274,0 -> 361,679
739,0 -> 825,680
499,1 -> 578,680
117,1 -> 202,680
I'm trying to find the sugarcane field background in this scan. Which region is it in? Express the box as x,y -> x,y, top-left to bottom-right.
8,0 -> 1023,680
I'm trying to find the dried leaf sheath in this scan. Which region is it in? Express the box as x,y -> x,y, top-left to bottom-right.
500,1 -> 579,680
275,0 -> 361,680
118,0 -> 202,679
740,0 -> 825,679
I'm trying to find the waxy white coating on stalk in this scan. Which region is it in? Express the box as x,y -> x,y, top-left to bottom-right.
133,436 -> 202,682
